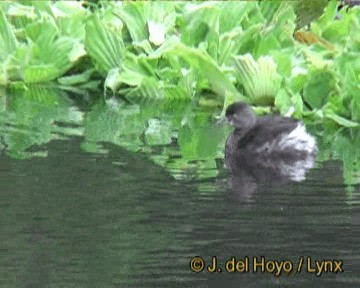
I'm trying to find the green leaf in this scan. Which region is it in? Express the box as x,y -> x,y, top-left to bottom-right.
163,42 -> 243,103
23,64 -> 60,83
219,2 -> 257,34
233,53 -> 282,105
57,69 -> 95,86
0,9 -> 18,61
275,88 -> 292,115
24,13 -> 58,43
312,0 -> 338,33
85,13 -> 125,75
115,1 -> 176,45
303,69 -> 337,109
115,2 -> 148,43
324,109 -> 360,127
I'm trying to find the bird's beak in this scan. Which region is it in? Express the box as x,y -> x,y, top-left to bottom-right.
215,116 -> 229,126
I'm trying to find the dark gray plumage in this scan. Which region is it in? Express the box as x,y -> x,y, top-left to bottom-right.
224,102 -> 317,181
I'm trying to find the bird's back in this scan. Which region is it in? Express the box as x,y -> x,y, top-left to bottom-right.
237,116 -> 316,157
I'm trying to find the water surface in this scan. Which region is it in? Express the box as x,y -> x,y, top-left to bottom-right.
0,88 -> 359,287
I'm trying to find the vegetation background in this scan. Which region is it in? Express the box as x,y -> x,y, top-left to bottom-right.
0,0 -> 359,187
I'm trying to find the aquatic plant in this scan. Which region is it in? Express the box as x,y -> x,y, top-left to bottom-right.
0,0 -> 359,127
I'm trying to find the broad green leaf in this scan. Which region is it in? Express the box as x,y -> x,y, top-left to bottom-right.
115,1 -> 176,45
104,53 -> 157,93
324,109 -> 360,127
275,88 -> 292,115
0,9 -> 18,61
233,53 -> 282,105
115,2 -> 147,43
57,69 -> 95,86
23,64 -> 60,83
322,12 -> 351,43
180,2 -> 220,48
265,3 -> 296,46
219,2 -> 257,34
24,14 -> 58,44
303,69 -> 337,109
312,0 -> 338,33
125,77 -> 163,103
258,0 -> 282,23
164,42 -> 243,103
85,13 -> 125,75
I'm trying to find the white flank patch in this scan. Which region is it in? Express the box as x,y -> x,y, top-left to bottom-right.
280,124 -> 316,153
256,124 -> 316,154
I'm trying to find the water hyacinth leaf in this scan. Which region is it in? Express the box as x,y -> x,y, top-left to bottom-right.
105,54 -> 158,93
317,127 -> 360,186
275,88 -> 292,115
255,35 -> 281,57
312,0 -> 338,32
50,1 -> 87,18
180,3 -> 220,47
0,9 -> 18,61
271,49 -> 293,77
116,2 -> 147,43
104,68 -> 121,94
164,43 -> 243,103
303,69 -> 337,109
24,14 -> 58,44
219,1 -> 257,34
23,64 -> 60,83
351,100 -> 360,122
321,11 -> 352,43
57,69 -> 95,86
163,86 -> 191,102
233,54 -> 282,105
258,0 -> 282,23
218,28 -> 244,65
7,2 -> 51,33
274,88 -> 303,118
6,2 -> 37,19
324,109 -> 360,127
50,1 -> 90,40
85,13 -> 125,75
265,3 -> 296,46
253,3 -> 297,57
24,37 -> 81,83
288,68 -> 308,94
205,28 -> 219,61
229,24 -> 263,59
125,77 -> 163,103
116,2 -> 176,45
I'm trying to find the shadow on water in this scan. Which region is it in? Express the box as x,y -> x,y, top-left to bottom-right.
0,136 -> 358,288
0,87 -> 359,287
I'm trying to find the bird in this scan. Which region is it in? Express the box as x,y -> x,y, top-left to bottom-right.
224,102 -> 317,180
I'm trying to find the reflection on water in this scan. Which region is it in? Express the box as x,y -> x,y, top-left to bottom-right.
0,88 -> 359,287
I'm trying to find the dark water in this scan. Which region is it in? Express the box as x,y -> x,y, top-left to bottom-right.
0,88 -> 359,287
